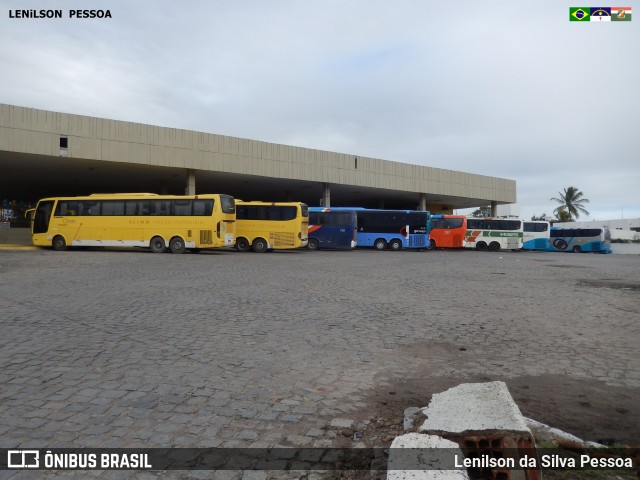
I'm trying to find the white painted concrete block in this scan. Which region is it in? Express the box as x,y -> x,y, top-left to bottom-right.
419,381 -> 530,435
386,433 -> 469,480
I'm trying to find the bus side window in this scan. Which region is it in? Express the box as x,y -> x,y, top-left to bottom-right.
157,200 -> 170,216
55,201 -> 66,216
125,201 -> 139,216
142,201 -> 154,215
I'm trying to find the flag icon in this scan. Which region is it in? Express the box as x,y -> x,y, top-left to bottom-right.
611,6 -> 632,20
590,7 -> 612,21
570,7 -> 591,20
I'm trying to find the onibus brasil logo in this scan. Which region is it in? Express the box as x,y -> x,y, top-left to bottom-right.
7,450 -> 40,468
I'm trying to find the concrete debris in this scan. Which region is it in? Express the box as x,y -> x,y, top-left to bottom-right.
403,406 -> 424,431
524,417 -> 605,449
418,381 -> 530,435
387,433 -> 469,480
389,382 -> 539,480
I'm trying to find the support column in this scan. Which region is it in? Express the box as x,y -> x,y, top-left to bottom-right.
491,201 -> 497,217
418,193 -> 427,211
322,183 -> 331,208
186,169 -> 196,196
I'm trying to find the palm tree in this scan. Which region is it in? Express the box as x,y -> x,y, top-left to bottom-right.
554,208 -> 572,223
550,187 -> 590,221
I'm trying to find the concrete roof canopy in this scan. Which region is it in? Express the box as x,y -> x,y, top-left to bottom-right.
0,104 -> 516,211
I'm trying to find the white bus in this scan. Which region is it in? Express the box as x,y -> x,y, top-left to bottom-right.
549,227 -> 612,253
465,218 -> 523,251
523,221 -> 550,251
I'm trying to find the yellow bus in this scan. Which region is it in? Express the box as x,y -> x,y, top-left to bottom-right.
234,201 -> 308,253
30,193 -> 236,253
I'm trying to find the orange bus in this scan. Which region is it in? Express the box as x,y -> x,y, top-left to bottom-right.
428,215 -> 467,249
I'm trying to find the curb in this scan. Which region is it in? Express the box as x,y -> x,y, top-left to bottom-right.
0,244 -> 39,251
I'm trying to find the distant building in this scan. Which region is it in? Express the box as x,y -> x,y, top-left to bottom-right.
496,204 -> 520,217
554,219 -> 640,241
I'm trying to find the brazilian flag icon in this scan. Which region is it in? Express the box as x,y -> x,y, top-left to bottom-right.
570,7 -> 591,20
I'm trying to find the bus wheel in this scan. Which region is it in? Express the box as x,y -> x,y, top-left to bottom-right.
374,239 -> 387,250
476,242 -> 487,251
573,245 -> 582,253
308,238 -> 320,251
253,238 -> 268,253
236,237 -> 250,252
149,236 -> 166,253
389,239 -> 403,251
427,239 -> 436,250
169,236 -> 186,254
52,235 -> 67,251
488,242 -> 501,252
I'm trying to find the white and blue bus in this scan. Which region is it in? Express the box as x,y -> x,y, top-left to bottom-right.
308,208 -> 357,250
548,227 -> 612,253
523,221 -> 550,251
320,208 -> 431,250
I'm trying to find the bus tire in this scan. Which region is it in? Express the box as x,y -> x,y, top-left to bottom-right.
169,236 -> 186,254
428,239 -> 436,250
488,241 -> 501,252
573,245 -> 582,253
389,239 -> 403,250
149,236 -> 166,253
52,235 -> 67,251
236,237 -> 250,252
252,238 -> 268,253
308,238 -> 320,251
374,239 -> 387,250
476,241 -> 488,251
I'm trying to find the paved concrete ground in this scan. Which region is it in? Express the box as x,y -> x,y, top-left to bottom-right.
0,247 -> 639,479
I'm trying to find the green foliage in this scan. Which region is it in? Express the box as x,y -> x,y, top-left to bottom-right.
554,208 -> 573,222
551,186 -> 590,221
471,205 -> 492,217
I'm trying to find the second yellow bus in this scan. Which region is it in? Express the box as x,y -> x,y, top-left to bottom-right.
234,201 -> 308,253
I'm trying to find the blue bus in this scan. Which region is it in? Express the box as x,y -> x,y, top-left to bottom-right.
522,221 -> 550,251
316,207 -> 431,250
308,208 -> 357,250
548,226 -> 612,253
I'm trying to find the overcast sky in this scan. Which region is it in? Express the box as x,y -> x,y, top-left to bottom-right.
1,0 -> 638,220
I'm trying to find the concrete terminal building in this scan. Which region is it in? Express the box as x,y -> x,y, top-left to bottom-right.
0,104 -> 516,212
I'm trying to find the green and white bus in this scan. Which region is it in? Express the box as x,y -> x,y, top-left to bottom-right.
465,218 -> 523,251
